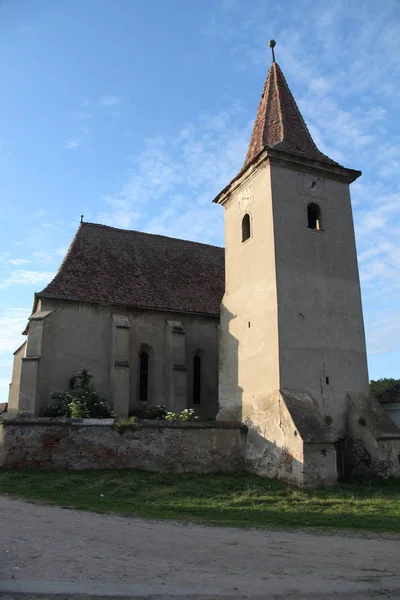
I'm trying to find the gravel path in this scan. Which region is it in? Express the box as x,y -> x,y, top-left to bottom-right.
0,496 -> 399,598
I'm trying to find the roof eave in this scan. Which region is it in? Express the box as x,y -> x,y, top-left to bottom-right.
36,293 -> 221,319
213,147 -> 361,206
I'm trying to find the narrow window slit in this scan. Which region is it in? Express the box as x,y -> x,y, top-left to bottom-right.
193,355 -> 201,405
242,214 -> 251,242
307,202 -> 322,231
139,350 -> 149,402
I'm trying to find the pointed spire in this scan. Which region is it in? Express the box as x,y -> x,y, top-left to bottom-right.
244,41 -> 337,168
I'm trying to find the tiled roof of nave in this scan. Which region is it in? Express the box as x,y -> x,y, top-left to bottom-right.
38,222 -> 225,316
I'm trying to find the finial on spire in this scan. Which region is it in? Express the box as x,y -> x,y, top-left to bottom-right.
80,215 -> 84,223
269,39 -> 276,63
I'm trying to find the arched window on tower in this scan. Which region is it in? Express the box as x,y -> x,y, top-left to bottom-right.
139,350 -> 149,402
307,202 -> 322,231
242,213 -> 251,242
193,355 -> 201,405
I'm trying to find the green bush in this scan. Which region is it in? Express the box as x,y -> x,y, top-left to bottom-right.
165,408 -> 198,422
42,369 -> 114,419
130,405 -> 168,420
113,416 -> 138,434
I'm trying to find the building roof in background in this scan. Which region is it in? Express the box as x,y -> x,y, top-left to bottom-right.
38,222 -> 225,316
377,381 -> 400,404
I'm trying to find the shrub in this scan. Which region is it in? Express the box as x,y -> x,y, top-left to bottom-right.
113,416 -> 138,434
130,405 -> 168,420
42,369 -> 114,419
165,408 -> 198,422
42,392 -> 71,417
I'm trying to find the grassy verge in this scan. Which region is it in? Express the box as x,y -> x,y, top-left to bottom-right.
1,470 -> 400,533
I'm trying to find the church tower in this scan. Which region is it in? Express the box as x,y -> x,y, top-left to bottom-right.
214,42 -> 375,486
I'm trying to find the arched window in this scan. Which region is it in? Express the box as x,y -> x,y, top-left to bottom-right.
307,202 -> 322,231
139,350 -> 149,402
193,355 -> 201,405
242,213 -> 251,242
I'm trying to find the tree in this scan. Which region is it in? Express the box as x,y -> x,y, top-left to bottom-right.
369,378 -> 398,396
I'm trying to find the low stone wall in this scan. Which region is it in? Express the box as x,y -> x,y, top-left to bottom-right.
0,418 -> 247,473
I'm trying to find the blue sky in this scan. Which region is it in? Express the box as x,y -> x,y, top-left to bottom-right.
0,0 -> 399,401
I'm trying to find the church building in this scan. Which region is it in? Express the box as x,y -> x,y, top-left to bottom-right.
8,42 -> 400,486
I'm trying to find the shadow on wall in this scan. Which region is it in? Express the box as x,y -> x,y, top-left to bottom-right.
244,427 -> 306,484
218,305 -> 338,487
218,305 -> 304,484
217,304 -> 242,422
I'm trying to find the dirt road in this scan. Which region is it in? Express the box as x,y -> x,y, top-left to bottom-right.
0,496 -> 399,599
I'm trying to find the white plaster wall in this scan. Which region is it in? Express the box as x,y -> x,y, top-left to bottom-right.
37,299 -> 219,418
218,163 -> 280,422
39,300 -> 112,413
270,164 -> 370,438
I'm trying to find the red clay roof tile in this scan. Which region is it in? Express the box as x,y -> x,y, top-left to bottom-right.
244,61 -> 338,167
38,223 -> 224,316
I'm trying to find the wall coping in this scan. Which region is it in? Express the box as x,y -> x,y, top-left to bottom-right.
2,417 -> 247,431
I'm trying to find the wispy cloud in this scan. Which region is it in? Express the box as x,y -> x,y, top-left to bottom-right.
63,127 -> 91,150
8,258 -> 31,266
100,96 -> 121,107
0,307 -> 29,354
72,100 -> 91,120
64,139 -> 80,150
0,270 -> 54,289
98,106 -> 250,241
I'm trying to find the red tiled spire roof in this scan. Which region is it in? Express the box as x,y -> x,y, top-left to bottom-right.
244,58 -> 337,167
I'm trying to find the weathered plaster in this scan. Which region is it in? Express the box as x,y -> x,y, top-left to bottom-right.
0,420 -> 246,473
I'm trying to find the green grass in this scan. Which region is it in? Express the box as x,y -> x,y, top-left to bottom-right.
1,470 -> 400,533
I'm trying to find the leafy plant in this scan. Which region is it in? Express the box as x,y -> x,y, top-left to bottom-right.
165,408 -> 199,422
42,369 -> 114,419
130,405 -> 168,420
324,414 -> 333,427
113,416 -> 138,434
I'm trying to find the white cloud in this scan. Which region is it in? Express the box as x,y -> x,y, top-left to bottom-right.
8,258 -> 31,266
0,379 -> 12,393
0,307 -> 29,354
100,96 -> 121,107
97,106 -> 249,242
64,139 -> 80,150
0,270 -> 54,289
63,128 -> 91,150
72,100 -> 91,120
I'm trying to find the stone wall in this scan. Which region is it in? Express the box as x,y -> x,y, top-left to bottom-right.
0,419 -> 246,473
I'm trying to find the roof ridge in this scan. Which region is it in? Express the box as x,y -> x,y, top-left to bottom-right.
273,63 -> 285,143
80,221 -> 224,250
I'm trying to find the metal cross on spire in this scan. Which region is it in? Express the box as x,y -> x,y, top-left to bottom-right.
268,39 -> 276,63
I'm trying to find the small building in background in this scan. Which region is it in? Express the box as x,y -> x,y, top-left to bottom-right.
377,382 -> 400,428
